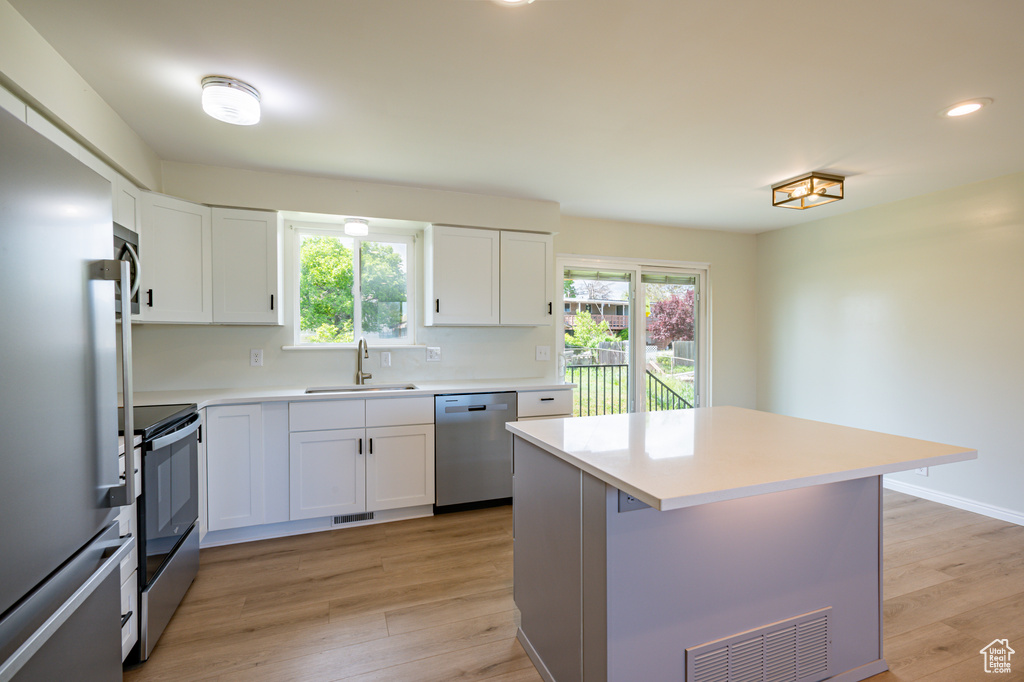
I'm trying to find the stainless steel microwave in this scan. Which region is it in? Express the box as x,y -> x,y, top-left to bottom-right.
113,222 -> 140,314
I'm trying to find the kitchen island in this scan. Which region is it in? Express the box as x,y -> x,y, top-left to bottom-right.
506,407 -> 976,682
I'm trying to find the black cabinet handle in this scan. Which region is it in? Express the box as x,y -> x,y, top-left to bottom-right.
270,294 -> 274,311
369,438 -> 374,454
358,438 -> 362,455
541,397 -> 554,402
121,611 -> 133,628
548,302 -> 552,315
435,299 -> 440,313
146,288 -> 153,307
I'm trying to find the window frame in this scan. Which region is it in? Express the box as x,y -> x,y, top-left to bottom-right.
289,222 -> 417,347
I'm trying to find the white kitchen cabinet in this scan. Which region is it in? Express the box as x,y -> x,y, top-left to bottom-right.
212,207 -> 282,325
289,428 -> 366,519
206,404 -> 265,531
424,225 -> 500,325
500,231 -> 554,326
139,192 -> 213,323
114,174 -> 142,232
366,424 -> 435,512
517,388 -> 573,419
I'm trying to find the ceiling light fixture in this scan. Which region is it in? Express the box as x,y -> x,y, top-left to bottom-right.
941,98 -> 992,118
772,172 -> 845,210
344,218 -> 369,236
201,76 -> 261,126
494,0 -> 536,6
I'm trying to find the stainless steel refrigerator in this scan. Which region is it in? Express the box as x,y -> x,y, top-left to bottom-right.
0,107 -> 134,680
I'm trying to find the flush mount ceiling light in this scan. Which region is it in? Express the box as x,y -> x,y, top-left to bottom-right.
493,0 -> 536,6
344,218 -> 369,236
772,172 -> 845,210
201,76 -> 261,126
940,98 -> 993,118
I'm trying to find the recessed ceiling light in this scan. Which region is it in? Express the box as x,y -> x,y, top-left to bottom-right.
201,76 -> 261,126
941,98 -> 992,118
494,0 -> 536,6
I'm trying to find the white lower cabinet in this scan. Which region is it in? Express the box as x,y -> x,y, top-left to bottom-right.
206,404 -> 265,531
289,428 -> 366,520
366,425 -> 435,512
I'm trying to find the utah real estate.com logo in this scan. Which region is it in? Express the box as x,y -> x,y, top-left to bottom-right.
980,639 -> 1015,674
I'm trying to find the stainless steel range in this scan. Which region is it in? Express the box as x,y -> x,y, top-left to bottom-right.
119,403 -> 199,664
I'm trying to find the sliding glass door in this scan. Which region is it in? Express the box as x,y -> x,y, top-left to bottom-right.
561,260 -> 705,417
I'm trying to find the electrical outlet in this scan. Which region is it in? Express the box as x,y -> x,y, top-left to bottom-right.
915,467 -> 929,476
426,346 -> 442,362
380,351 -> 391,368
535,345 -> 551,361
250,348 -> 263,367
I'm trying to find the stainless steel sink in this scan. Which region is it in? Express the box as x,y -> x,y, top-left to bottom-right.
305,383 -> 418,394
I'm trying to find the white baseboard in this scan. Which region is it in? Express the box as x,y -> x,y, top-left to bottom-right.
883,477 -> 1024,526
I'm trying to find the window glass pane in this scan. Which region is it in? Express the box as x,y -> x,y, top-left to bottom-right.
298,233 -> 355,344
563,270 -> 631,416
643,275 -> 697,411
360,240 -> 409,342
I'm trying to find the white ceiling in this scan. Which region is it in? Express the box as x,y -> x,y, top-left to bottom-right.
11,0 -> 1024,233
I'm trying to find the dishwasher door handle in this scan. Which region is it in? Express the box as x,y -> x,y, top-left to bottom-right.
443,404 -> 509,414
468,405 -> 487,411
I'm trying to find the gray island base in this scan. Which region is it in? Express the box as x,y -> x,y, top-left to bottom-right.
507,407 -> 977,682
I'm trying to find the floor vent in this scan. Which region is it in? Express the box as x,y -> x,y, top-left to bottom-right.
331,512 -> 374,526
686,607 -> 831,682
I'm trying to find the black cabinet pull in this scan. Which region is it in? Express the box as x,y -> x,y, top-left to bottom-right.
358,438 -> 362,455
270,294 -> 274,310
435,299 -> 440,313
146,288 -> 153,307
541,397 -> 554,402
548,302 -> 552,315
121,611 -> 133,628
197,425 -> 202,444
369,438 -> 373,454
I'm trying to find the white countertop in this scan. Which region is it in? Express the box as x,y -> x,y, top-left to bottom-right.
507,406 -> 977,511
131,378 -> 573,409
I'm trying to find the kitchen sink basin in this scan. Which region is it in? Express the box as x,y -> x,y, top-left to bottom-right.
305,383 -> 418,394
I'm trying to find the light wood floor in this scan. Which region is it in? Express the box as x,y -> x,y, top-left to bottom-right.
124,490 -> 1024,682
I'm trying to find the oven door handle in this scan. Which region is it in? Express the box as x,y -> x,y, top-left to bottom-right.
148,413 -> 201,451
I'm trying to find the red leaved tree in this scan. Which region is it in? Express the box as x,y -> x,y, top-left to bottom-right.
647,291 -> 695,344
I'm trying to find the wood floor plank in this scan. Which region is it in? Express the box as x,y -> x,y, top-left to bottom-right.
123,498 -> 1024,682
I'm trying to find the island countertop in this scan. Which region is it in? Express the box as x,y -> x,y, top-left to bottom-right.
506,406 -> 977,511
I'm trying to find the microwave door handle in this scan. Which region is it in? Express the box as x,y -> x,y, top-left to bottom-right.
122,241 -> 141,299
148,414 -> 201,451
95,259 -> 135,507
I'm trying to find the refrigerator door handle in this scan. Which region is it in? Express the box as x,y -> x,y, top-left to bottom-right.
0,535 -> 133,682
95,259 -> 134,507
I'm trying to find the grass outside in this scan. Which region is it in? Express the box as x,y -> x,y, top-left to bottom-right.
565,363 -> 695,417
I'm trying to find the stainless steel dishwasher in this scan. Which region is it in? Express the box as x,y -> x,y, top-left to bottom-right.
434,392 -> 517,511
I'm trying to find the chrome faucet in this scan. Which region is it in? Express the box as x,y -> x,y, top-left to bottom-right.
355,337 -> 372,385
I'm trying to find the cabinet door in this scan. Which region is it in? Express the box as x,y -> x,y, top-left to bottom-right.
500,232 -> 553,326
366,425 -> 435,512
425,225 -> 500,325
139,192 -> 213,323
114,174 -> 142,232
206,404 -> 265,531
289,429 -> 365,520
212,207 -> 282,325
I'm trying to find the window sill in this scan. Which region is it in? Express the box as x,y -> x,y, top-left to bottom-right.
282,344 -> 427,351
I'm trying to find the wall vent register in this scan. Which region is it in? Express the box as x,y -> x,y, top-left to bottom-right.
686,607 -> 831,682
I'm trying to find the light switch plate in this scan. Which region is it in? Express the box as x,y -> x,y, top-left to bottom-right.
535,345 -> 551,361
426,346 -> 442,362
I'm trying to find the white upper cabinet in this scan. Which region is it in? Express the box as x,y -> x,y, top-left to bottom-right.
212,207 -> 282,325
424,225 -> 500,325
139,192 -> 213,323
500,231 -> 553,326
114,175 -> 142,232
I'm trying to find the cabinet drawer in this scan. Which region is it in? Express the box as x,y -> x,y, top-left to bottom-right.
517,389 -> 572,418
120,570 -> 138,661
365,397 -> 434,427
289,399 -> 365,431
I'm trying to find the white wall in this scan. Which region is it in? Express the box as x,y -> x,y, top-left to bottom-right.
0,0 -> 161,189
756,171 -> 1024,521
557,216 -> 758,409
